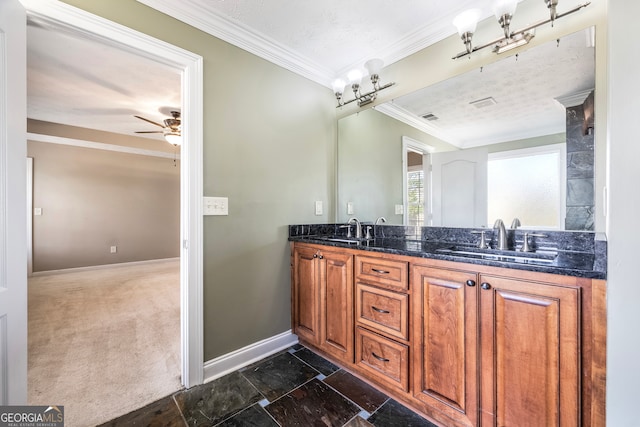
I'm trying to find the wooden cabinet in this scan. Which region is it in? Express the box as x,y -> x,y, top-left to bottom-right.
411,265 -> 581,427
355,326 -> 410,392
292,243 -> 354,363
411,266 -> 479,426
478,274 -> 580,427
291,242 -> 604,427
354,254 -> 410,393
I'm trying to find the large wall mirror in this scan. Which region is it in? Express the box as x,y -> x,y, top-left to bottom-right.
337,27 -> 596,231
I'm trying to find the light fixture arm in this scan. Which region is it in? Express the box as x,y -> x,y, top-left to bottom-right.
498,13 -> 513,39
546,0 -> 559,23
336,81 -> 395,108
334,59 -> 395,108
461,31 -> 473,54
452,1 -> 590,60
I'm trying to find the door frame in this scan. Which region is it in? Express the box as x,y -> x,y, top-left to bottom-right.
21,0 -> 204,388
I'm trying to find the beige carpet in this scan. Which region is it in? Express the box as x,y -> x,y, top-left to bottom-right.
28,259 -> 182,427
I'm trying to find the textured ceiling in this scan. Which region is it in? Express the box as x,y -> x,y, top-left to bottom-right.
27,16 -> 181,142
385,28 -> 595,148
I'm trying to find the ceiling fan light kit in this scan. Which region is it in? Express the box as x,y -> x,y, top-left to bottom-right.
134,110 -> 182,145
452,0 -> 590,60
332,58 -> 395,108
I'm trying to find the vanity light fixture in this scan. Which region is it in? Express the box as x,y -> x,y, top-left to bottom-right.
452,0 -> 590,60
332,58 -> 395,108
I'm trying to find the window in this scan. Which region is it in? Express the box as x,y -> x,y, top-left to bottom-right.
402,136 -> 433,228
407,168 -> 424,227
488,144 -> 566,229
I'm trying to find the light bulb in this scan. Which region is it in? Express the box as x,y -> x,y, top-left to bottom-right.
453,9 -> 482,36
347,69 -> 363,86
332,78 -> 346,94
364,58 -> 384,76
493,0 -> 518,20
164,131 -> 181,146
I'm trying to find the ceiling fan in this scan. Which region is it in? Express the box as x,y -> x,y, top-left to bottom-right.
134,110 -> 182,145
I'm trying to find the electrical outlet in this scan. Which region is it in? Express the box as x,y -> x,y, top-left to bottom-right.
110,246 -> 117,254
395,204 -> 404,215
315,201 -> 323,215
34,208 -> 42,216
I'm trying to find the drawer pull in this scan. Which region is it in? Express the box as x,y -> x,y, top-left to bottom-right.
372,352 -> 389,362
372,268 -> 390,274
371,306 -> 390,314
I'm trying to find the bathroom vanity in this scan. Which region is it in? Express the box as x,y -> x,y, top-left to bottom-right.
289,224 -> 606,427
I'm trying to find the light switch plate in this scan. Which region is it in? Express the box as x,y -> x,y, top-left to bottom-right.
204,196 -> 229,215
34,208 -> 42,216
347,202 -> 354,215
315,201 -> 323,215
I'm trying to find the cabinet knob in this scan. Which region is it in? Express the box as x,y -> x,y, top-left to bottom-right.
318,255 -> 323,259
466,280 -> 476,287
481,282 -> 491,290
313,254 -> 318,258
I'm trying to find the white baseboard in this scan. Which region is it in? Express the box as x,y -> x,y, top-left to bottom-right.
31,257 -> 180,276
203,330 -> 299,383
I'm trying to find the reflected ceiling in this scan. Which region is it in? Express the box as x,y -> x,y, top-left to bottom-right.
381,28 -> 595,148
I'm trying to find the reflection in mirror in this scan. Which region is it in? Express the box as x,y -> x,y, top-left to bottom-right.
337,27 -> 596,231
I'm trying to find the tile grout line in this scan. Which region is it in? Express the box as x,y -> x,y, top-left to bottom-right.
291,346 -> 395,423
170,392 -> 189,426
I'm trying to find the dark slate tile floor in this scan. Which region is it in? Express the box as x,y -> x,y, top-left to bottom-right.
100,344 -> 438,427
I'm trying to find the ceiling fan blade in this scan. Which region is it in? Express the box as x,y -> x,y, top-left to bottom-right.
135,130 -> 164,134
134,115 -> 165,128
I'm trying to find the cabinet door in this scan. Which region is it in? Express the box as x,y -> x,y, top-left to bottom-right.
293,245 -> 320,345
411,266 -> 479,426
319,250 -> 354,363
479,275 -> 580,427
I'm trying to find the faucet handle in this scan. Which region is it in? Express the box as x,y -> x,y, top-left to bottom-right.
520,233 -> 547,252
471,230 -> 490,249
365,226 -> 373,240
339,224 -> 352,238
510,218 -> 521,229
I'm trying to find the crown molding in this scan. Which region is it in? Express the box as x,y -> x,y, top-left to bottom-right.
137,0 -> 334,87
555,88 -> 594,108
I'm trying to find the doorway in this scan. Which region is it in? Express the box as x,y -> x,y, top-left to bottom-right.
22,0 -> 204,404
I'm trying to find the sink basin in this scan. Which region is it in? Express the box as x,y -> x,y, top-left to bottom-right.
436,247 -> 557,265
315,236 -> 361,244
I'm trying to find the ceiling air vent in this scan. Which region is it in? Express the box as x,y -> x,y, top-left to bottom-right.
421,113 -> 439,121
469,96 -> 497,109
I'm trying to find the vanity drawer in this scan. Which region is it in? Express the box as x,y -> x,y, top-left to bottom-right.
356,283 -> 408,340
355,255 -> 408,291
355,327 -> 409,393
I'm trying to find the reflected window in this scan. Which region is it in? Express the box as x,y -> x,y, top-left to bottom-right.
488,144 -> 566,229
407,167 -> 424,227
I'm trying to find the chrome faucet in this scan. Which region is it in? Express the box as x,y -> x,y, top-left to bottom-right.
375,217 -> 387,225
493,219 -> 508,250
348,217 -> 362,239
511,218 -> 521,229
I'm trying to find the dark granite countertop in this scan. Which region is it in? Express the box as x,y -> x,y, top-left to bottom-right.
288,225 -> 607,280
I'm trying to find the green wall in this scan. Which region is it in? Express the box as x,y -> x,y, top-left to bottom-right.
61,0 -> 336,359
337,108 -> 452,224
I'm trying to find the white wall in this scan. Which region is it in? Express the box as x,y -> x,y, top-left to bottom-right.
606,1 -> 640,425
